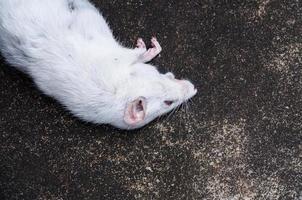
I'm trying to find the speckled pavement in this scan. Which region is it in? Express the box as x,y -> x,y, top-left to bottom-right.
0,0 -> 301,199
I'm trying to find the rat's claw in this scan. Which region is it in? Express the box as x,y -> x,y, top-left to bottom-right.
150,37 -> 162,53
136,38 -> 146,49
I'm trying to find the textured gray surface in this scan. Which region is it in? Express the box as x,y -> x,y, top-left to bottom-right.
0,0 -> 301,199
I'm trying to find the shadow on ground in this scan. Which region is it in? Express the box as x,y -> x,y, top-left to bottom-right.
0,0 -> 301,199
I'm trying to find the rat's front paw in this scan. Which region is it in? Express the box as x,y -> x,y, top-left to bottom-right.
143,37 -> 162,59
136,38 -> 146,50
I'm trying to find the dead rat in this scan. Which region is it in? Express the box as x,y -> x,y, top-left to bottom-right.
0,0 -> 197,129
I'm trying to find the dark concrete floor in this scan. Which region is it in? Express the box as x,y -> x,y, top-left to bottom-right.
0,0 -> 301,199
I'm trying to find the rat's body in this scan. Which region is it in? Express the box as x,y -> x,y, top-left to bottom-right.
0,0 -> 197,129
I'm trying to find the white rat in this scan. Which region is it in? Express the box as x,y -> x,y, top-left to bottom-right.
0,0 -> 197,129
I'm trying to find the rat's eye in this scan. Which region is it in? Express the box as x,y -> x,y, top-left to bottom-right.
164,100 -> 174,106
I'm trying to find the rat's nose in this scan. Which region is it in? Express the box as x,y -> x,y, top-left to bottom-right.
174,79 -> 197,98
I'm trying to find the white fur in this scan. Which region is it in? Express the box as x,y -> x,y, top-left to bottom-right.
0,0 -> 197,129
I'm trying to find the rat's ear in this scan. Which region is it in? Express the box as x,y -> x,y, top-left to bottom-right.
165,72 -> 175,79
124,97 -> 147,125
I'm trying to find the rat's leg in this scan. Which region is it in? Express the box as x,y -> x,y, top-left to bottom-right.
141,37 -> 162,62
133,37 -> 162,63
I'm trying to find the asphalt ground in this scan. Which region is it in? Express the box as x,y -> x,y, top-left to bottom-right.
0,0 -> 301,199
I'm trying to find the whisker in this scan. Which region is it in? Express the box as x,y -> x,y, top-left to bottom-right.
166,106 -> 177,121
189,98 -> 196,106
186,101 -> 190,114
166,104 -> 181,122
164,110 -> 173,122
181,103 -> 184,111
187,101 -> 191,113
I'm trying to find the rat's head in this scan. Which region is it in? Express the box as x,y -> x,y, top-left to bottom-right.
112,63 -> 197,129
